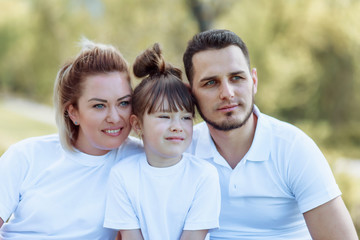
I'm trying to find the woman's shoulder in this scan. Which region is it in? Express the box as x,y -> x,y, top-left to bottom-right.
116,136 -> 143,156
7,134 -> 60,152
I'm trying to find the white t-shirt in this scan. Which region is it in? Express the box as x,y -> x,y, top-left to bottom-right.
0,134 -> 142,240
186,106 -> 341,240
104,152 -> 221,240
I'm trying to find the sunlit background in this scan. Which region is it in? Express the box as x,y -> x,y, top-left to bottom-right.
1,0 -> 359,234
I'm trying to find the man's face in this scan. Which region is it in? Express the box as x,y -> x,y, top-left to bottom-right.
191,45 -> 258,131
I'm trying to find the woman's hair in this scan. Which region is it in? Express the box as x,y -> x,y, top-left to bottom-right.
132,43 -> 194,122
53,38 -> 130,152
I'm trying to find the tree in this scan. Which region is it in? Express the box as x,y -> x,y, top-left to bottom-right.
185,0 -> 235,32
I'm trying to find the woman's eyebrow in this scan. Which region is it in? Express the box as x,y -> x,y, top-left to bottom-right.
88,94 -> 131,103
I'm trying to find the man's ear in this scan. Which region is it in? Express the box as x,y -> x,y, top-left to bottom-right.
251,68 -> 258,95
67,104 -> 79,125
130,114 -> 142,136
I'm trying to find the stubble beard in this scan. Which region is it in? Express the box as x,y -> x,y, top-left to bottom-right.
196,96 -> 255,132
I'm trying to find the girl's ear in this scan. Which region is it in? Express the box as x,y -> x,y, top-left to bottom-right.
67,104 -> 79,125
130,114 -> 142,137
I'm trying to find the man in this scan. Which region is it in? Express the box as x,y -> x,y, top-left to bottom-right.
183,29 -> 358,239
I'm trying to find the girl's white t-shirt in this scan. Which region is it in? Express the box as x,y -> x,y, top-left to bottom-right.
104,152 -> 221,240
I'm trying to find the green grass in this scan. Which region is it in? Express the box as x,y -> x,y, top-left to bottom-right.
0,105 -> 57,155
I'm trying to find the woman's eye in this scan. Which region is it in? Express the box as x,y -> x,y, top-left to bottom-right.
119,101 -> 130,107
93,104 -> 105,109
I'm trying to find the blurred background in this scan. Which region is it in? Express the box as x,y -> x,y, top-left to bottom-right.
0,0 -> 359,234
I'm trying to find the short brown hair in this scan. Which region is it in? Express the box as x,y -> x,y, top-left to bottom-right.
183,29 -> 251,85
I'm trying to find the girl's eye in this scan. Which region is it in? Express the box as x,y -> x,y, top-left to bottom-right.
93,104 -> 105,109
182,115 -> 193,120
159,115 -> 170,119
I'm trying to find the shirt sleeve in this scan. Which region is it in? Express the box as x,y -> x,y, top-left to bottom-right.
286,132 -> 341,213
103,168 -> 140,230
0,144 -> 29,222
183,164 -> 221,230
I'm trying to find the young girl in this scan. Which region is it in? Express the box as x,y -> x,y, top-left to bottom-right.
104,43 -> 221,240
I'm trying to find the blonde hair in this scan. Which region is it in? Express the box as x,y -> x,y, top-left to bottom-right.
53,38 -> 130,151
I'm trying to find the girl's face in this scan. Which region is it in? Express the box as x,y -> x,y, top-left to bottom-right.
132,101 -> 193,167
68,71 -> 132,156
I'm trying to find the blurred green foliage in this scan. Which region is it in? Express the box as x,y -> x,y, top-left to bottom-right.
0,104 -> 56,155
1,0 -> 360,232
1,0 -> 359,149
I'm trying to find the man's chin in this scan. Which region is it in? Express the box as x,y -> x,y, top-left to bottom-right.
207,120 -> 244,131
200,109 -> 254,132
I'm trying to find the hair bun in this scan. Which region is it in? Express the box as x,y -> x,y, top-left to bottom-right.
133,43 -> 166,78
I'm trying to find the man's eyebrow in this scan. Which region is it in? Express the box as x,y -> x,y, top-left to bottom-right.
199,75 -> 217,82
199,70 -> 247,82
228,70 -> 246,76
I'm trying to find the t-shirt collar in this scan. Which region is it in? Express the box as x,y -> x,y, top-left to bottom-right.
194,105 -> 271,164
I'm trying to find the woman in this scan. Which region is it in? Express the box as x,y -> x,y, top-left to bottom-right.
0,39 -> 142,240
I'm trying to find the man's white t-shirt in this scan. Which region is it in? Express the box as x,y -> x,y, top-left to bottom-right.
186,106 -> 341,239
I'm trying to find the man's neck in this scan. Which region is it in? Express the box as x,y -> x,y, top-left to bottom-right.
208,113 -> 258,169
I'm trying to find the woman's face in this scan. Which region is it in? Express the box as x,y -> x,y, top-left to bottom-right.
68,71 -> 132,155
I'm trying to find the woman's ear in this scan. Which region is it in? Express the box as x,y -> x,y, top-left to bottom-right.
67,104 -> 80,126
130,114 -> 142,137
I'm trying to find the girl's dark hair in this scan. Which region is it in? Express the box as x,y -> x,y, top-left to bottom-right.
132,43 -> 194,120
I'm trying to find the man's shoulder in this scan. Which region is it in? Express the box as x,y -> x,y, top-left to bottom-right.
187,121 -> 213,156
182,153 -> 218,178
192,121 -> 209,139
193,121 -> 208,131
259,112 -> 307,140
258,112 -> 318,158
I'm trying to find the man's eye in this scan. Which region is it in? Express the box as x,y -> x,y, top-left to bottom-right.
204,80 -> 216,86
232,75 -> 247,81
